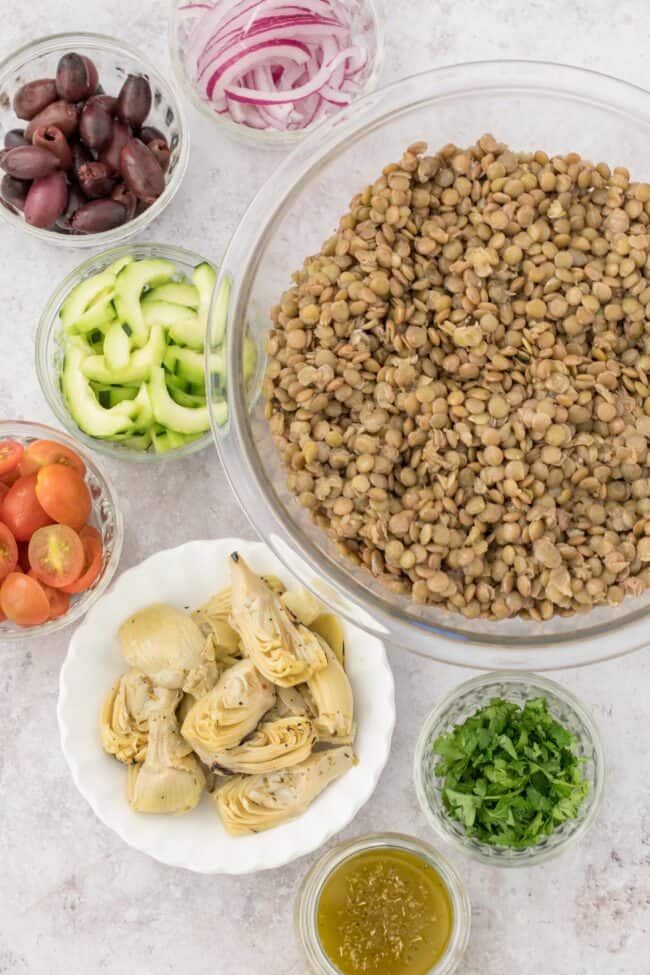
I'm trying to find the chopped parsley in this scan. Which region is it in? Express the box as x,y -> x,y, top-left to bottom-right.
433,696 -> 589,848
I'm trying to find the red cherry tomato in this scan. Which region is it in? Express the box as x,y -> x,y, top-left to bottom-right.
0,482 -> 9,505
35,465 -> 91,532
0,522 -> 18,582
0,440 -> 23,478
1,474 -> 53,541
27,569 -> 71,619
19,439 -> 86,478
1,465 -> 21,487
60,525 -> 103,594
28,524 -> 84,588
0,572 -> 50,626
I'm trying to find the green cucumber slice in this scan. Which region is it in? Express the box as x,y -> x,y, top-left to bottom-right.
209,273 -> 230,346
81,325 -> 166,384
62,345 -> 137,438
104,321 -> 131,371
168,385 -> 207,409
145,282 -> 199,308
91,384 -> 138,409
193,261 -> 218,343
67,296 -> 116,336
149,366 -> 210,434
106,255 -> 134,276
122,431 -> 152,451
114,258 -> 176,346
142,301 -> 203,350
163,346 -> 224,385
60,270 -> 116,331
212,398 -> 228,427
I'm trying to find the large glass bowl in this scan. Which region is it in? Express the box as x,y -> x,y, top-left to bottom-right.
209,60 -> 650,669
36,242 -> 215,462
0,420 -> 123,641
413,673 -> 605,867
0,32 -> 189,247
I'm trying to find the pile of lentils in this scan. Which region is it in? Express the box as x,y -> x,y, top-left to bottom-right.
264,134 -> 650,621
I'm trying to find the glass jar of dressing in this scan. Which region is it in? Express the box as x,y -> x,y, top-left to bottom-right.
294,833 -> 471,975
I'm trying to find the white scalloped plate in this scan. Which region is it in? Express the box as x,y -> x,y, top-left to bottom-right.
58,538 -> 394,874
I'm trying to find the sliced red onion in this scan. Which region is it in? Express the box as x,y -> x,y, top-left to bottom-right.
178,0 -> 372,133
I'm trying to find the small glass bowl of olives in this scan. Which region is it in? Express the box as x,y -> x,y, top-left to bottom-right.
0,32 -> 189,247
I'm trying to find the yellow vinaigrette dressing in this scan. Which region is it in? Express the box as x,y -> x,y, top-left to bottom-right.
316,847 -> 453,975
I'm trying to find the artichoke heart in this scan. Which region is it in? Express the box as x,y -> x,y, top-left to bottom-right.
214,747 -> 356,835
119,603 -> 204,689
229,552 -> 327,687
211,716 -> 316,775
127,713 -> 205,815
310,613 -> 345,666
280,587 -> 322,625
180,659 -> 276,763
307,636 -> 355,743
100,669 -> 181,765
182,660 -> 221,699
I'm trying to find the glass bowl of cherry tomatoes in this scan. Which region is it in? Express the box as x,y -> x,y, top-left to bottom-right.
0,420 -> 123,639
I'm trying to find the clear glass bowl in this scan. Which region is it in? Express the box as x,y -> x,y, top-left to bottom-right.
294,832 -> 471,975
413,672 -> 605,867
0,32 -> 189,247
0,420 -> 123,641
36,242 -> 215,462
208,60 -> 650,669
168,0 -> 385,148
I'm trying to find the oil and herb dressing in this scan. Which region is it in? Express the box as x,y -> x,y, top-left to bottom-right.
316,847 -> 453,975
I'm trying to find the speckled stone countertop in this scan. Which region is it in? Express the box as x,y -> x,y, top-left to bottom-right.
1,1 -> 649,972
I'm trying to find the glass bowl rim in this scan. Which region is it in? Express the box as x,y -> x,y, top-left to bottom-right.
0,30 -> 190,247
412,670 -> 606,867
167,0 -> 386,148
294,830 -> 471,975
210,57 -> 650,668
0,418 -> 124,641
35,240 -> 215,463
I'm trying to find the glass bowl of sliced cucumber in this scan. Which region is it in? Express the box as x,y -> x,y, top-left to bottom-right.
36,242 -> 223,461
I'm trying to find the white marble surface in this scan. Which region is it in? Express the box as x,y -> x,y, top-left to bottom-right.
1,1 -> 649,973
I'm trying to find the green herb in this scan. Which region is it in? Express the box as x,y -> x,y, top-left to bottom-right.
433,696 -> 589,848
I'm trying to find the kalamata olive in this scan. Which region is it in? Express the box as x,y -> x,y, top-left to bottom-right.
1,145 -> 59,180
120,138 -> 164,202
55,181 -> 85,230
32,126 -> 72,170
109,181 -> 137,220
100,119 -> 131,173
13,78 -> 57,120
86,93 -> 117,115
81,56 -> 99,94
139,125 -> 165,144
146,137 -> 170,174
79,101 -> 112,151
0,174 -> 29,212
55,52 -> 93,101
116,74 -> 152,128
24,170 -> 68,228
77,161 -> 116,199
71,198 -> 127,233
4,129 -> 29,149
25,101 -> 78,141
70,140 -> 92,178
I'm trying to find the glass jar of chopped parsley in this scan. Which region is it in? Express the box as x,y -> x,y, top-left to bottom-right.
295,832 -> 471,975
414,672 -> 605,867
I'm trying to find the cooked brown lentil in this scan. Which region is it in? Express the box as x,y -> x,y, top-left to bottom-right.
263,135 -> 650,621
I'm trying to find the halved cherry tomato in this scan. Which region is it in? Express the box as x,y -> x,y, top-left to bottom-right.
1,464 -> 21,487
0,522 -> 18,582
19,439 -> 85,478
28,524 -> 84,588
0,482 -> 9,505
0,572 -> 50,626
60,525 -> 103,594
1,474 -> 53,541
35,465 -> 91,532
27,570 -> 70,619
0,440 -> 23,478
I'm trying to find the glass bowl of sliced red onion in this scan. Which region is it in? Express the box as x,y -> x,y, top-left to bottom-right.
169,0 -> 384,145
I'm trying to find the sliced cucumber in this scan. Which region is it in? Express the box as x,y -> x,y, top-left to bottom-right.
142,301 -> 203,350
152,426 -> 192,454
62,345 -> 137,438
130,382 -> 153,430
106,255 -> 135,276
168,385 -> 207,409
212,399 -> 228,427
145,282 -> 199,308
149,366 -> 210,435
60,270 -> 116,331
114,258 -> 176,347
209,273 -> 230,346
91,384 -> 138,409
122,431 -> 152,451
68,296 -> 116,336
164,346 -> 224,385
82,325 -> 166,384
193,261 -> 218,343
104,321 -> 131,371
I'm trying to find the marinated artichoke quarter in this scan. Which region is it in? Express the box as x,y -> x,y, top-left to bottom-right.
99,553 -> 357,833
